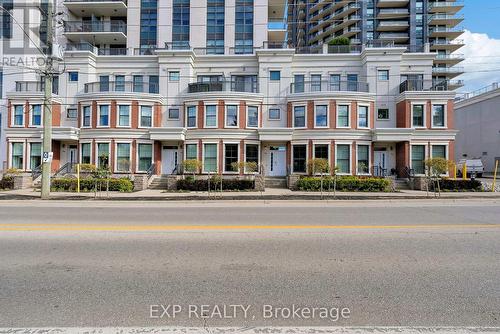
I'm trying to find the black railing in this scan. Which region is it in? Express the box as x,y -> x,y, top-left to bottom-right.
84,81 -> 159,94
399,79 -> 451,93
15,81 -> 59,94
31,165 -> 42,180
373,165 -> 388,178
64,20 -> 127,34
98,48 -> 128,56
146,163 -> 156,179
188,80 -> 259,93
172,164 -> 183,175
290,80 -> 369,94
53,162 -> 75,178
399,166 -> 415,179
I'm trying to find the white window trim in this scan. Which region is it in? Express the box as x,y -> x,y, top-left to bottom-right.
168,107 -> 180,120
79,141 -> 93,165
138,104 -> 154,129
357,103 -> 371,129
184,141 -> 199,161
11,104 -> 25,127
431,103 -> 447,129
312,143 -> 330,175
223,141 -> 240,174
116,104 -> 132,128
204,105 -> 218,128
26,140 -> 42,171
377,108 -> 390,121
202,141 -> 219,174
185,105 -> 197,129
269,70 -> 281,81
268,107 -> 281,121
114,141 -> 133,173
168,71 -> 180,82
291,142 -> 308,174
314,104 -> 329,128
411,102 -> 427,129
246,105 -> 259,128
136,140 -> 155,173
96,104 -> 111,128
356,142 -> 372,176
292,104 -> 307,129
243,141 -> 260,174
28,104 -> 43,128
9,141 -> 26,170
225,104 -> 239,128
409,143 -> 428,176
336,104 -> 350,129
95,141 -> 112,169
430,142 -> 450,176
335,141 -> 353,175
377,69 -> 390,81
81,105 -> 92,128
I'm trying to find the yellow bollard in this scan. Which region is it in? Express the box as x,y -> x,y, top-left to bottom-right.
77,164 -> 80,193
453,164 -> 457,180
463,162 -> 467,180
492,160 -> 499,192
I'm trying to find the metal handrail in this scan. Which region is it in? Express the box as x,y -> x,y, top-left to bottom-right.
146,163 -> 156,179
188,80 -> 259,93
84,81 -> 159,94
53,162 -> 75,178
290,80 -> 369,94
31,165 -> 42,180
64,20 -> 127,34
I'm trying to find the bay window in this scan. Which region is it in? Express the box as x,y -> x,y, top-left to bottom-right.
30,143 -> 41,170
412,104 -> 424,127
247,106 -> 258,127
358,105 -> 368,128
97,143 -> 110,168
118,105 -> 130,127
411,145 -> 426,174
336,144 -> 350,174
82,106 -> 91,127
81,143 -> 91,164
205,105 -> 217,127
315,105 -> 328,127
13,105 -> 23,126
203,143 -> 218,173
294,106 -> 305,127
432,105 -> 445,127
98,105 -> 109,126
138,143 -> 153,172
31,105 -> 41,126
293,145 -> 307,173
116,143 -> 131,172
357,145 -> 369,174
187,106 -> 197,127
11,143 -> 24,169
226,105 -> 238,127
140,106 -> 152,127
337,105 -> 349,127
224,144 -> 238,172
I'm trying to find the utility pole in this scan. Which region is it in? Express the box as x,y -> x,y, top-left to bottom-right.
41,0 -> 54,199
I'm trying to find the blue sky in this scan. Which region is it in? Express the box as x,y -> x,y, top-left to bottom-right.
463,0 -> 500,38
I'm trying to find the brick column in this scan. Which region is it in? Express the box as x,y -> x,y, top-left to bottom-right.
330,140 -> 335,175
154,141 -> 161,175
131,101 -> 139,129
351,101 -> 357,129
307,101 -> 314,129
24,101 -> 29,128
239,101 -> 246,129
351,142 -> 357,175
51,140 -> 60,172
447,100 -> 454,129
426,100 -> 432,129
218,100 -> 225,129
110,100 -> 117,128
329,100 -> 336,129
239,139 -> 245,175
110,139 -> 115,173
198,101 -> 205,129
449,140 -> 455,163
131,140 -> 137,174
154,103 -> 162,127
287,102 -> 292,128
92,101 -> 98,128
218,140 -> 223,174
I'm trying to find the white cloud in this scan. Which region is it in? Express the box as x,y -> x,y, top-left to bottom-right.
459,30 -> 500,93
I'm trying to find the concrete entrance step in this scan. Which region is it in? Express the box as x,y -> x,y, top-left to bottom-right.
265,177 -> 288,189
394,178 -> 411,190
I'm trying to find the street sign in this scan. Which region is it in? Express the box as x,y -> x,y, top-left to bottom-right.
42,152 -> 53,163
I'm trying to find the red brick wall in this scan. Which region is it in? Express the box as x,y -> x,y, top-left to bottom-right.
329,100 -> 336,129
426,100 -> 432,129
287,102 -> 292,128
24,101 -> 29,128
218,140 -> 223,174
51,140 -> 60,172
396,141 -> 410,174
330,140 -> 335,174
92,101 -> 98,128
396,101 -> 409,128
351,142 -> 357,175
449,140 -> 455,163
131,140 -> 137,174
154,103 -> 162,127
110,101 -> 117,128
154,141 -> 161,175
239,101 -> 246,129
218,100 -> 225,129
307,101 -> 314,129
239,139 -> 245,175
351,101 -> 357,129
131,101 -> 139,129
447,100 -> 454,129
110,139 -> 115,173
198,101 -> 205,129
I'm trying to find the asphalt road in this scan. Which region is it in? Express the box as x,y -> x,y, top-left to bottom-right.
0,199 -> 499,327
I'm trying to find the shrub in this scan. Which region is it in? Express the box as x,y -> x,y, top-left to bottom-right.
0,176 -> 14,190
307,158 -> 329,175
51,177 -> 133,192
296,176 -> 390,192
4,168 -> 21,175
177,177 -> 254,191
436,179 -> 482,192
328,37 -> 350,45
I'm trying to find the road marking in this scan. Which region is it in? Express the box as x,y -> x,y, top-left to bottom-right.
0,223 -> 499,231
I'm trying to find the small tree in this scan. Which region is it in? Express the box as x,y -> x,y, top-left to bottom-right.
328,37 -> 350,46
331,165 -> 340,198
424,158 -> 455,196
308,158 -> 330,198
182,159 -> 202,179
231,161 -> 258,174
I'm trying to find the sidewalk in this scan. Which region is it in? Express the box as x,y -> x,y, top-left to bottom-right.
1,188 -> 500,201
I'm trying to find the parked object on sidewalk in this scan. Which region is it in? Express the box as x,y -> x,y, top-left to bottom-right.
457,159 -> 484,178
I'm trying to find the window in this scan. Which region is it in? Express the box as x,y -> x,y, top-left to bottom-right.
357,145 -> 369,174
294,106 -> 306,127
330,74 -> 340,91
99,76 -> 109,92
172,0 -> 190,47
13,105 -> 23,126
336,144 -> 350,174
412,104 -> 424,127
187,106 -> 197,127
432,145 -> 446,159
67,108 -> 77,119
68,72 -> 78,82
358,105 -> 369,128
81,143 -> 91,164
140,0 -> 158,50
314,105 -> 328,127
311,74 -> 322,92
149,75 -> 159,93
31,105 -> 42,126
11,143 -> 24,169
29,143 -> 41,170
294,75 -> 304,93
377,109 -> 389,120
411,145 -> 426,174
293,145 -> 307,173
245,144 -> 259,170
116,143 -> 131,172
432,105 -> 445,127
185,144 -> 198,160
378,70 -> 389,81
224,144 -> 238,172
235,0 -> 254,54
115,75 -> 125,92
347,74 -> 358,91
98,105 -> 109,126
226,105 -> 238,127
168,108 -> 179,119
133,75 -> 144,92
203,143 -> 218,172
314,144 -> 328,160
138,143 -> 153,172
82,106 -> 91,127
140,106 -> 152,127
247,106 -> 258,127
231,75 -> 258,93
205,105 -> 217,127
269,108 -> 280,120
97,143 -> 110,168
169,71 -> 180,81
118,105 -> 130,127
270,71 -> 280,81
206,0 -> 225,54
337,105 -> 349,127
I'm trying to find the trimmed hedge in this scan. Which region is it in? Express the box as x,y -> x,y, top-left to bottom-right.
177,178 -> 254,191
436,179 -> 483,192
296,176 -> 391,192
51,177 -> 133,192
0,176 -> 14,190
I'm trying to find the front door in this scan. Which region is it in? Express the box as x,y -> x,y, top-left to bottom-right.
162,146 -> 178,175
374,151 -> 388,177
268,147 -> 286,176
68,145 -> 78,164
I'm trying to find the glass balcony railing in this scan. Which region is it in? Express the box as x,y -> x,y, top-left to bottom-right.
290,80 -> 369,94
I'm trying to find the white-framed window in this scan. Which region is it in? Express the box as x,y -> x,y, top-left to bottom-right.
205,105 -> 217,127
224,143 -> 239,172
82,105 -> 91,127
269,108 -> 280,120
378,70 -> 389,81
168,108 -> 180,120
431,144 -> 447,159
245,144 -> 259,173
29,142 -> 42,170
357,144 -> 370,174
311,74 -> 322,92
68,71 -> 78,82
203,143 -> 218,173
336,144 -> 351,174
247,105 -> 258,128
314,105 -> 328,127
186,105 -> 197,128
98,105 -> 110,127
412,104 -> 425,127
313,144 -> 329,160
31,104 -> 42,126
118,105 -> 130,127
377,108 -> 389,120
358,105 -> 369,128
432,104 -> 446,128
225,105 -> 238,127
140,105 -> 153,127
270,70 -> 280,81
96,142 -> 110,169
116,142 -> 132,172
185,143 -> 198,160
292,144 -> 307,173
67,108 -> 77,119
411,144 -> 426,175
80,142 -> 92,164
10,142 -> 24,169
137,143 -> 153,172
337,105 -> 350,128
13,105 -> 24,126
293,105 -> 306,128
169,71 -> 180,81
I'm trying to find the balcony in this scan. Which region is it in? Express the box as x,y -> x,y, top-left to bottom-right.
447,79 -> 464,90
377,8 -> 408,19
188,80 -> 259,94
429,26 -> 464,39
398,79 -> 451,93
83,81 -> 159,94
430,39 -> 464,52
428,1 -> 464,14
432,66 -> 465,78
434,53 -> 464,65
289,80 -> 369,94
378,32 -> 409,42
64,20 -> 127,44
428,14 -> 464,26
377,20 -> 409,31
14,81 -> 58,94
377,0 -> 409,7
63,0 -> 127,17
268,19 -> 287,44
